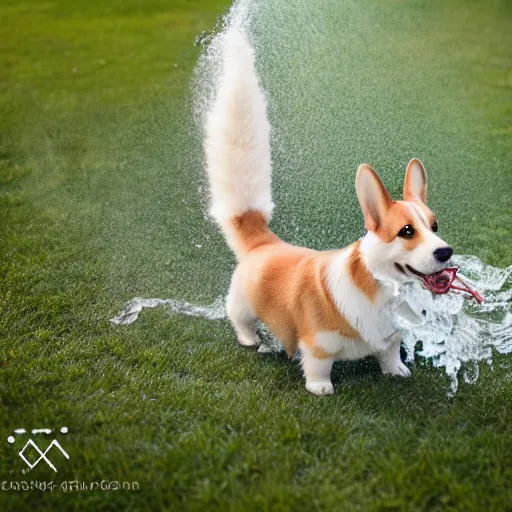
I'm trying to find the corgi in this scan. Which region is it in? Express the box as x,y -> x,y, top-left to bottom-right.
204,30 -> 454,395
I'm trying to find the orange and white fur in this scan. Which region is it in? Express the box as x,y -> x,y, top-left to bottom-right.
204,30 -> 454,395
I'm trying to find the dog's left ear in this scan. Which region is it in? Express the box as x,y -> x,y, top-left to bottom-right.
403,158 -> 427,203
356,164 -> 393,232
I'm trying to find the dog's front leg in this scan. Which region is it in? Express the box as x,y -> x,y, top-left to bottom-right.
300,343 -> 335,396
376,332 -> 411,378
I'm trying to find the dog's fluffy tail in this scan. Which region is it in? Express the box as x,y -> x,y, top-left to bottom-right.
204,29 -> 277,259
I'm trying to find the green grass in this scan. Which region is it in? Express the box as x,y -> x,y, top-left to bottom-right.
0,0 -> 511,510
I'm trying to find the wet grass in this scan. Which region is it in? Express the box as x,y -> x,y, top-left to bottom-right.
0,0 -> 511,510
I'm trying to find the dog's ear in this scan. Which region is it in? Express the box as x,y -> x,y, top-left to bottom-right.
403,158 -> 427,203
356,164 -> 393,231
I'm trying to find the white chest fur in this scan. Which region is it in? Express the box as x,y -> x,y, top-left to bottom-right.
326,246 -> 398,350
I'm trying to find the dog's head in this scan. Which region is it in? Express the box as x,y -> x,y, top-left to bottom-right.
356,159 -> 454,292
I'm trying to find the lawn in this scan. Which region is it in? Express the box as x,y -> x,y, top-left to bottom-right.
0,0 -> 511,511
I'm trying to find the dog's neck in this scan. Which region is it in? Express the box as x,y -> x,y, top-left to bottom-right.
325,238 -> 399,345
358,232 -> 400,302
326,236 -> 399,310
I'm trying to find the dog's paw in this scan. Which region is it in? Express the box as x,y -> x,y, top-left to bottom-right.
237,335 -> 259,347
383,361 -> 411,378
306,381 -> 334,396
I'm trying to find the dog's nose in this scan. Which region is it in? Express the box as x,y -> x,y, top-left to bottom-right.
434,246 -> 453,263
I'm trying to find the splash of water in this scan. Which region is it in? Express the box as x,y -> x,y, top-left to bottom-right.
387,255 -> 511,396
193,0 -> 255,133
111,255 -> 511,395
110,296 -> 226,326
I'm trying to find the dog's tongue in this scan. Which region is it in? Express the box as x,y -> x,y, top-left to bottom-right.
419,267 -> 483,303
420,268 -> 456,294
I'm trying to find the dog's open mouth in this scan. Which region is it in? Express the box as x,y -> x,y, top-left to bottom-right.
395,264 -> 483,303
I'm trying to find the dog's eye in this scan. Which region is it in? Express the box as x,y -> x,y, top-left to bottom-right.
397,224 -> 415,239
431,221 -> 438,232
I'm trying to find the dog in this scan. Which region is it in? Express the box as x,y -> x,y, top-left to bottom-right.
204,30 -> 454,395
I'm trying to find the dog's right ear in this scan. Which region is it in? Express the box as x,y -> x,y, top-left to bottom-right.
403,158 -> 427,203
356,164 -> 393,231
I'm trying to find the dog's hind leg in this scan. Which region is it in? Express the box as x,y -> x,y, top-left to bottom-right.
226,277 -> 260,348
